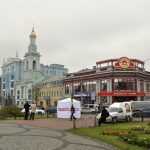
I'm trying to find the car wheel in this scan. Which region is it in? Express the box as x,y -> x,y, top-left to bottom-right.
38,112 -> 42,115
112,117 -> 117,123
126,116 -> 132,122
125,116 -> 130,122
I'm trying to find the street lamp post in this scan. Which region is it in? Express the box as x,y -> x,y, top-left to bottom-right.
71,76 -> 76,129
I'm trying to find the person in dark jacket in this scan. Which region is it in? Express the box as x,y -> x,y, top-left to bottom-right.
24,102 -> 30,120
70,104 -> 76,120
98,104 -> 101,113
98,106 -> 109,126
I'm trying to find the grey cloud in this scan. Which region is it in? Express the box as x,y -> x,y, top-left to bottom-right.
1,0 -> 150,72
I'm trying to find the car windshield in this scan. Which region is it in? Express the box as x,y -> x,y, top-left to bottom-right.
109,107 -> 122,113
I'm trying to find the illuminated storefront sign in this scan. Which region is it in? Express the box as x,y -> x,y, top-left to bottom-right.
114,57 -> 135,69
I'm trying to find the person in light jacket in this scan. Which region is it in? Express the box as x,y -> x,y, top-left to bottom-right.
30,101 -> 36,120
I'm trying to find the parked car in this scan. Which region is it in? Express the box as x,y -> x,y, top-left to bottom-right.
21,108 -> 45,115
47,106 -> 57,114
81,107 -> 93,114
131,101 -> 150,117
97,102 -> 132,123
132,108 -> 150,118
81,104 -> 99,114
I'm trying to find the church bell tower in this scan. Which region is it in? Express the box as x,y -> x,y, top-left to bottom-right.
24,27 -> 40,72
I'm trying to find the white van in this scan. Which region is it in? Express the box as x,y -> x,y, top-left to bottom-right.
82,104 -> 98,113
108,102 -> 132,122
97,102 -> 132,122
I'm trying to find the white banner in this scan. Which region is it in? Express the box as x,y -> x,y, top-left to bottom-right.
57,98 -> 81,119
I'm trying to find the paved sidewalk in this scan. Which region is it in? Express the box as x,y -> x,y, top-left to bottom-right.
0,122 -> 116,150
16,116 -> 96,130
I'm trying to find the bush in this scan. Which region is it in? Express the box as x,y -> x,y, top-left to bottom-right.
0,106 -> 22,119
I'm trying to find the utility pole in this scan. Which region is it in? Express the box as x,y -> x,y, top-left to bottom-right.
71,76 -> 76,129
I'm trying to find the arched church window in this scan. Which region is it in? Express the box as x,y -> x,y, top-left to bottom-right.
33,60 -> 36,71
26,61 -> 29,70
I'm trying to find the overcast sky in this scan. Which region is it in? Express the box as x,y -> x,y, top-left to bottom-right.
0,0 -> 150,72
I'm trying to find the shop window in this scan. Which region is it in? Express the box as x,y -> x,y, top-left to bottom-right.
146,82 -> 150,92
140,80 -> 144,92
114,78 -> 136,91
101,80 -> 107,91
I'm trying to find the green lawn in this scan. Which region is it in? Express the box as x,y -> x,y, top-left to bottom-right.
70,122 -> 150,150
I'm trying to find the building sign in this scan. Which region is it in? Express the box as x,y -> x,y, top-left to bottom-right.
119,57 -> 130,69
98,91 -> 145,97
114,57 -> 135,70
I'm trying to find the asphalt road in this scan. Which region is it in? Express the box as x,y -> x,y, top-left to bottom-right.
0,122 -> 116,150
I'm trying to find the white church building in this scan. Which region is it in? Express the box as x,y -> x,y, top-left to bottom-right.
1,28 -> 68,106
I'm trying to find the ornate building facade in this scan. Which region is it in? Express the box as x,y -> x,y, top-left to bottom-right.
64,57 -> 150,106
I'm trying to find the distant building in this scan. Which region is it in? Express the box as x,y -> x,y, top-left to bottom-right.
1,57 -> 23,105
0,76 -> 2,106
33,76 -> 67,109
1,28 -> 68,107
40,64 -> 68,77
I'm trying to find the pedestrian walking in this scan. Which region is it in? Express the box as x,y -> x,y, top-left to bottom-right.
24,101 -> 30,120
70,104 -> 76,120
98,106 -> 109,126
30,101 -> 37,120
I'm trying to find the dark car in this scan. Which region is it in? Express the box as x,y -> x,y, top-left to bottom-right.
132,108 -> 150,118
142,108 -> 150,117
131,101 -> 150,118
47,106 -> 57,114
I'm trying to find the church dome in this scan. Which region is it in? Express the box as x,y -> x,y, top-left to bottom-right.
30,28 -> 36,38
30,31 -> 36,38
